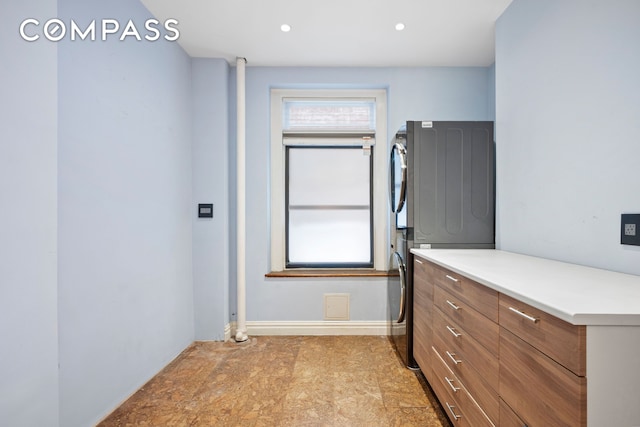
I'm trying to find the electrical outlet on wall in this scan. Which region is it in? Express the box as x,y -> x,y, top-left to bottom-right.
621,214 -> 640,246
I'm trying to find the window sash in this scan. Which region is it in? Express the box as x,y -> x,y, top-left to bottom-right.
285,145 -> 373,268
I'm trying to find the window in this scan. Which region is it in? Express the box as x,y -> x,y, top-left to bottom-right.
283,99 -> 376,131
270,89 -> 388,271
287,145 -> 373,268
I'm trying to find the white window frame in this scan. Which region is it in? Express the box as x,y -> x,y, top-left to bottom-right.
270,89 -> 388,271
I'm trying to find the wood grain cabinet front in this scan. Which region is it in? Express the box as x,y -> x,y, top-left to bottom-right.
415,261 -> 499,426
433,285 -> 499,357
433,308 -> 499,423
499,327 -> 587,426
411,252 -> 640,426
413,257 -> 434,378
431,264 -> 498,322
498,292 -> 587,426
499,293 -> 586,376
499,398 -> 528,427
431,346 -> 495,426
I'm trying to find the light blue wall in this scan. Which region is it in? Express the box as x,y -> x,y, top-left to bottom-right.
229,67 -> 494,322
0,1 -> 60,426
488,63 -> 496,121
57,0 -> 194,425
495,0 -> 640,275
2,3 -> 497,424
192,58 -> 231,340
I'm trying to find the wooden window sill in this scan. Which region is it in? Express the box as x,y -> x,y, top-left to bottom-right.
265,269 -> 399,278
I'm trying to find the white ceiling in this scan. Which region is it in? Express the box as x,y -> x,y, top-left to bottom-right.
141,0 -> 513,67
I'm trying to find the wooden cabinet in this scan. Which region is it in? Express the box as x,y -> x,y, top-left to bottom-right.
500,327 -> 586,426
414,259 -> 587,427
431,264 -> 498,323
413,257 -> 434,379
499,293 -> 586,376
499,399 -> 527,427
411,250 -> 640,426
499,293 -> 586,426
433,285 -> 499,356
430,345 -> 495,426
433,309 -> 499,423
415,261 -> 499,425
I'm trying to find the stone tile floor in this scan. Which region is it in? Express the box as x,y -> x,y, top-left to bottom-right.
98,336 -> 451,426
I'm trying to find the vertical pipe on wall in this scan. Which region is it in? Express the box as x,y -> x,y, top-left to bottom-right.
235,57 -> 249,342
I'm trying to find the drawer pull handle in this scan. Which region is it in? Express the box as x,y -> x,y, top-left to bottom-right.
415,258 -> 424,264
445,376 -> 460,392
508,306 -> 539,323
445,274 -> 459,283
446,300 -> 460,311
446,350 -> 462,365
446,325 -> 462,338
445,402 -> 462,420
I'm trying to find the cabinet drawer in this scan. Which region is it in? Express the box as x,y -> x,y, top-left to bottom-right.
434,286 -> 499,356
431,347 -> 495,427
500,328 -> 586,427
499,398 -> 528,427
413,258 -> 433,375
499,293 -> 586,375
413,257 -> 433,286
413,309 -> 432,376
432,264 -> 498,322
430,345 -> 464,423
414,259 -> 434,305
433,309 -> 498,423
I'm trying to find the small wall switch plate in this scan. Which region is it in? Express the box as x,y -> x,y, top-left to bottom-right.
198,203 -> 213,218
621,214 -> 640,246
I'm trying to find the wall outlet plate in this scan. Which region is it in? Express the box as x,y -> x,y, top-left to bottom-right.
621,214 -> 640,246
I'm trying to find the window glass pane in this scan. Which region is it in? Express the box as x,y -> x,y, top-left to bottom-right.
287,146 -> 372,266
288,209 -> 371,264
283,100 -> 375,131
288,148 -> 369,206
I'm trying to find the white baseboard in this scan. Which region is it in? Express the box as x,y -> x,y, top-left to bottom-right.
225,320 -> 390,339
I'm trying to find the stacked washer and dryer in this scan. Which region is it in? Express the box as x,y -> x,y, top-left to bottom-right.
388,120 -> 496,369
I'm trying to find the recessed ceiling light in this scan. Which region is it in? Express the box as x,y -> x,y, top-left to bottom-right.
281,24 -> 291,32
395,23 -> 405,31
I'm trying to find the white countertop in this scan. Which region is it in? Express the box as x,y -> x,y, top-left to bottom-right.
410,249 -> 640,326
